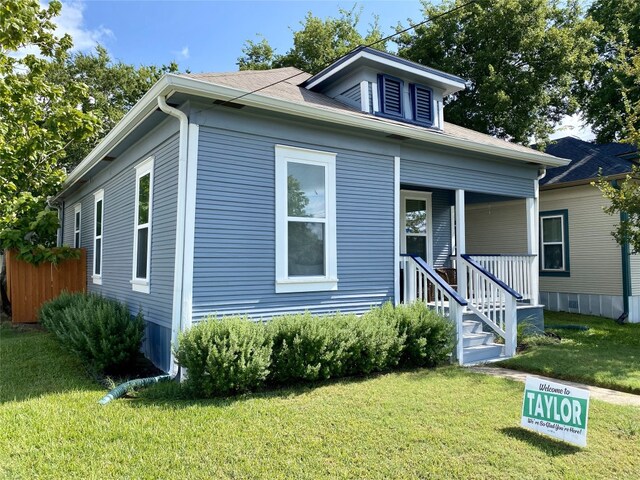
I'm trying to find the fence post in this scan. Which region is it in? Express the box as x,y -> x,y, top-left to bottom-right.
505,295 -> 518,357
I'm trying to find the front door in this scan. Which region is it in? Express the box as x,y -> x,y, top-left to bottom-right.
400,191 -> 433,264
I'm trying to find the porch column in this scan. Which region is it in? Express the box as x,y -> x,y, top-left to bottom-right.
455,189 -> 466,297
526,191 -> 539,306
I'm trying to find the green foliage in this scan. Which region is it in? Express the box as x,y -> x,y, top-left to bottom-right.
39,292 -> 145,374
46,45 -> 180,170
0,193 -> 78,265
594,172 -> 640,252
393,301 -> 456,367
175,317 -> 272,396
175,303 -> 454,397
395,0 -> 597,145
237,6 -> 387,74
579,0 -> 640,144
0,0 -> 99,221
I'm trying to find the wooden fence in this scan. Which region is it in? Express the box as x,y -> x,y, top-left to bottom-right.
5,249 -> 86,323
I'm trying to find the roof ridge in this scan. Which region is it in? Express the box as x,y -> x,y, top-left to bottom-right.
183,67 -> 305,78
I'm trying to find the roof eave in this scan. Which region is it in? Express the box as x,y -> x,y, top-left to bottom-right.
55,74 -> 568,199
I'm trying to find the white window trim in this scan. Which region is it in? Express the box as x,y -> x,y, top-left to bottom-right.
540,214 -> 565,271
131,157 -> 154,294
400,190 -> 433,265
275,144 -> 337,293
92,189 -> 104,285
73,203 -> 81,248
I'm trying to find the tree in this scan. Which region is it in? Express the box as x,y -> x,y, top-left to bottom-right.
395,0 -> 597,145
47,46 -> 179,170
237,7 -> 388,74
579,0 -> 640,143
0,0 -> 98,223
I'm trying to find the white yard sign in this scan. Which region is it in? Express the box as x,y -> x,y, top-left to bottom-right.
521,376 -> 590,447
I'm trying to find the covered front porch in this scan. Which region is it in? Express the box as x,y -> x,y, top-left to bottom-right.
395,184 -> 542,365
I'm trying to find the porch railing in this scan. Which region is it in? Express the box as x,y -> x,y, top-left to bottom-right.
400,254 -> 468,364
460,254 -> 522,357
467,254 -> 537,303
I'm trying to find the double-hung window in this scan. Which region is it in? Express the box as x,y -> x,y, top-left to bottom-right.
275,145 -> 337,293
92,190 -> 104,285
73,204 -> 81,248
132,157 -> 153,293
540,209 -> 570,276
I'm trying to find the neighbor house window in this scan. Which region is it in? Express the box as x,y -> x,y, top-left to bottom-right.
73,203 -> 81,248
92,190 -> 104,285
378,74 -> 404,118
540,209 -> 570,276
131,157 -> 153,293
275,145 -> 337,293
410,83 -> 433,126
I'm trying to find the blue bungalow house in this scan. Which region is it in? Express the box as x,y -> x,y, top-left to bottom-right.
52,47 -> 568,373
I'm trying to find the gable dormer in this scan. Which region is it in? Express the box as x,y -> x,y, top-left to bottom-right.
302,47 -> 466,131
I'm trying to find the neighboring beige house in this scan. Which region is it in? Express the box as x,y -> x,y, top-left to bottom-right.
465,137 -> 640,323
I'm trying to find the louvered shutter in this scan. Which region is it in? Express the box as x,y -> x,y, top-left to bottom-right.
378,75 -> 403,117
411,84 -> 433,125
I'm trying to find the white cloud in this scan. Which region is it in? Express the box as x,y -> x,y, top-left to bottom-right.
550,113 -> 596,142
55,1 -> 113,52
174,46 -> 190,60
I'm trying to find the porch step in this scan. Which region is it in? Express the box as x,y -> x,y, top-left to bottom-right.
463,343 -> 505,364
461,319 -> 505,365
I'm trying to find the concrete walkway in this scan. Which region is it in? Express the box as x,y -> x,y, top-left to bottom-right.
471,367 -> 640,407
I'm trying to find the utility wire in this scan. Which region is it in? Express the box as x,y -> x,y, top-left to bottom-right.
216,0 -> 478,107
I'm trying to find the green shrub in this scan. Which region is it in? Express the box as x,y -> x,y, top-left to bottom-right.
39,292 -> 144,374
267,312 -> 355,383
176,317 -> 272,397
174,302 -> 455,397
395,302 -> 455,367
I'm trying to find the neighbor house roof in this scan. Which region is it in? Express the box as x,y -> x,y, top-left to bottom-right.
541,136 -> 637,187
182,67 -> 555,160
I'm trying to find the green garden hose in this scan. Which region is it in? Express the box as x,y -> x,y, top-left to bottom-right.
98,374 -> 172,405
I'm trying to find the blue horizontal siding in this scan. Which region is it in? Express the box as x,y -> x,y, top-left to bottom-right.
61,119 -> 179,371
192,126 -> 395,320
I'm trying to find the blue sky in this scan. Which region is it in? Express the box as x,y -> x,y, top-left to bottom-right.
60,1 -> 424,72
53,0 -> 594,140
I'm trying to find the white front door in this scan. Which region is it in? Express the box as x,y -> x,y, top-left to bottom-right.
400,190 -> 433,264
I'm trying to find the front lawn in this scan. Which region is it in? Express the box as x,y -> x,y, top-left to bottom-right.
499,311 -> 640,394
1,323 -> 639,479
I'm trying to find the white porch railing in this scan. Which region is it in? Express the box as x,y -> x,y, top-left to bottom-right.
400,254 -> 468,365
467,254 -> 537,303
459,255 -> 522,357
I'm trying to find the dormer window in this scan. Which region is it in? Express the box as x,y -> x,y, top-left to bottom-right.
410,84 -> 434,126
378,74 -> 404,118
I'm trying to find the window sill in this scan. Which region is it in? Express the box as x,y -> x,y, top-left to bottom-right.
276,278 -> 338,293
540,270 -> 570,277
131,279 -> 150,293
92,275 -> 102,285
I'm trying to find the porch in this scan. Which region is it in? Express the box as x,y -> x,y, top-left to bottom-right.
395,186 -> 541,365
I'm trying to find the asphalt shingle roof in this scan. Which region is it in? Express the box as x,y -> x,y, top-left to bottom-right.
541,136 -> 637,186
182,68 -> 555,159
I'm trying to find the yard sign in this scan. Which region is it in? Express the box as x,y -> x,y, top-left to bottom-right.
521,376 -> 590,447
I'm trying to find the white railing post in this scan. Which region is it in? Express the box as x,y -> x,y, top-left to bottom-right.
505,295 -> 518,357
526,196 -> 539,306
451,301 -> 464,365
408,258 -> 417,303
455,189 -> 467,300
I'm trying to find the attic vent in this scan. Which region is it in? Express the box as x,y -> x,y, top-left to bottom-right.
378,74 -> 403,118
411,84 -> 433,125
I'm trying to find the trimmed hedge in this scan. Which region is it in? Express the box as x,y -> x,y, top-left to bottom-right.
176,302 -> 455,397
39,292 -> 145,374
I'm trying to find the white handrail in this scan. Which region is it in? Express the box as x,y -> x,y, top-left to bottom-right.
401,255 -> 467,364
459,256 -> 518,357
468,254 -> 536,304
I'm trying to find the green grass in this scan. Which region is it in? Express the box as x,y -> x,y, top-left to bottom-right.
499,311 -> 640,394
1,323 -> 639,479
